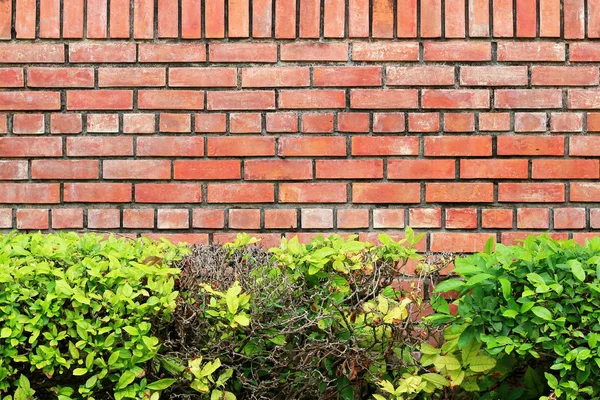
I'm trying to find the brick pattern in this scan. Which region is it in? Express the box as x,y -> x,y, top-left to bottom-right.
1,1 -> 600,251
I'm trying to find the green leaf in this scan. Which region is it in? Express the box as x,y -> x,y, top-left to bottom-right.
435,279 -> 465,293
421,373 -> 449,388
466,273 -> 494,286
545,372 -> 559,389
484,237 -> 495,255
1,327 -> 11,338
116,370 -> 137,390
73,368 -> 88,376
433,355 -> 461,371
146,379 -> 176,391
531,306 -> 553,321
569,260 -> 586,282
468,355 -> 497,372
233,314 -> 250,326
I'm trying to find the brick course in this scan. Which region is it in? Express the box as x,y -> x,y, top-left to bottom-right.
1,0 -> 599,250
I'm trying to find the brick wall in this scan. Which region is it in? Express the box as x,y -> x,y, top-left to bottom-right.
1,0 -> 599,250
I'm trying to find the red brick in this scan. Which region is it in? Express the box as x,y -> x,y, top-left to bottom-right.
461,159 -> 529,179
493,0 -> 513,37
169,68 -> 236,88
445,0 -> 466,37
299,0 -> 320,38
460,66 -> 528,86
568,90 -> 600,109
136,184 -> 202,203
277,136 -> 346,157
314,67 -> 382,87
539,0 -> 560,37
444,113 -> 475,132
351,89 -> 418,109
352,42 -> 419,61
469,0 -> 490,37
570,136 -> 600,156
32,160 -> 98,180
87,0 -> 108,38
242,68 -> 310,88
302,113 -> 333,133
495,90 -> 563,109
423,42 -> 491,61
138,137 -> 204,157
229,209 -> 261,230
139,44 -> 207,62
348,0 -> 369,37
316,160 -> 383,179
479,113 -> 510,131
551,113 -> 583,132
70,43 -> 136,63
210,43 -> 277,62
353,183 -> 421,204
15,0 -> 36,38
281,43 -> 348,61
280,183 -> 347,203
420,0 -> 441,37
431,233 -> 495,253
515,112 -> 547,132
134,0 -> 154,39
482,209 -> 513,228
0,137 -> 62,157
0,44 -> 64,63
193,209 -> 225,229
588,112 -> 600,131
139,90 -> 203,110
208,137 -> 275,156
158,0 -> 179,38
517,208 -> 550,229
229,0 -> 250,37
499,183 -> 565,202
373,209 -> 405,228
410,208 -> 442,228
397,0 -> 417,37
533,160 -> 599,179
387,66 -> 455,86
103,160 -> 171,180
337,209 -> 369,229
426,183 -> 494,203
424,136 -> 492,156
252,0 -> 272,37
207,183 -> 274,203
208,91 -> 275,110
265,209 -> 297,229
67,137 -> 133,157
301,208 -> 334,229
87,114 -> 119,133
338,113 -> 369,132
124,209 -> 154,228
17,209 -> 49,230
205,0 -> 224,37
64,183 -> 131,203
123,114 -> 155,134
88,209 -> 121,229
409,113 -> 439,132
564,0 -> 585,38
0,0 -> 11,39
196,114 -> 227,132
0,184 -> 58,204
422,89 -> 489,109
13,114 -> 44,134
230,113 -> 262,133
266,113 -> 298,132
590,0 -> 600,37
28,67 -> 93,88
99,68 -> 165,87
324,0 -> 345,37
174,160 -> 241,180
157,209 -> 190,230
352,136 -> 419,156
110,0 -> 130,38
516,0 -> 536,37
371,0 -> 394,37
52,208 -> 83,229
532,66 -> 599,86
63,0 -> 84,38
497,42 -> 565,61
592,209 -> 600,229
159,113 -> 191,133
0,115 -> 5,134
275,0 -> 297,38
0,92 -> 60,111
571,183 -> 600,202
497,136 -> 564,156
0,160 -> 27,180
280,90 -> 346,109
388,160 -> 456,180
0,68 -> 24,87
554,208 -> 586,229
373,113 -> 405,132
446,208 -> 478,229
67,90 -> 133,110
570,43 -> 600,62
245,160 -> 312,180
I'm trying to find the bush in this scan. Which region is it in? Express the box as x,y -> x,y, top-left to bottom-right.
427,235 -> 600,399
158,231 -> 449,400
0,232 -> 188,399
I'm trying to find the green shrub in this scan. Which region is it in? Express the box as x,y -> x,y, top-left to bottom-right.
428,235 -> 600,399
0,232 -> 188,399
159,230 -> 449,399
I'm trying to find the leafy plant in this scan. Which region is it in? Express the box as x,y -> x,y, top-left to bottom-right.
432,234 -> 600,399
0,232 -> 188,399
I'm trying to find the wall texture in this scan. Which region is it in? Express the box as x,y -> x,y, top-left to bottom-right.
1,0 -> 600,250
